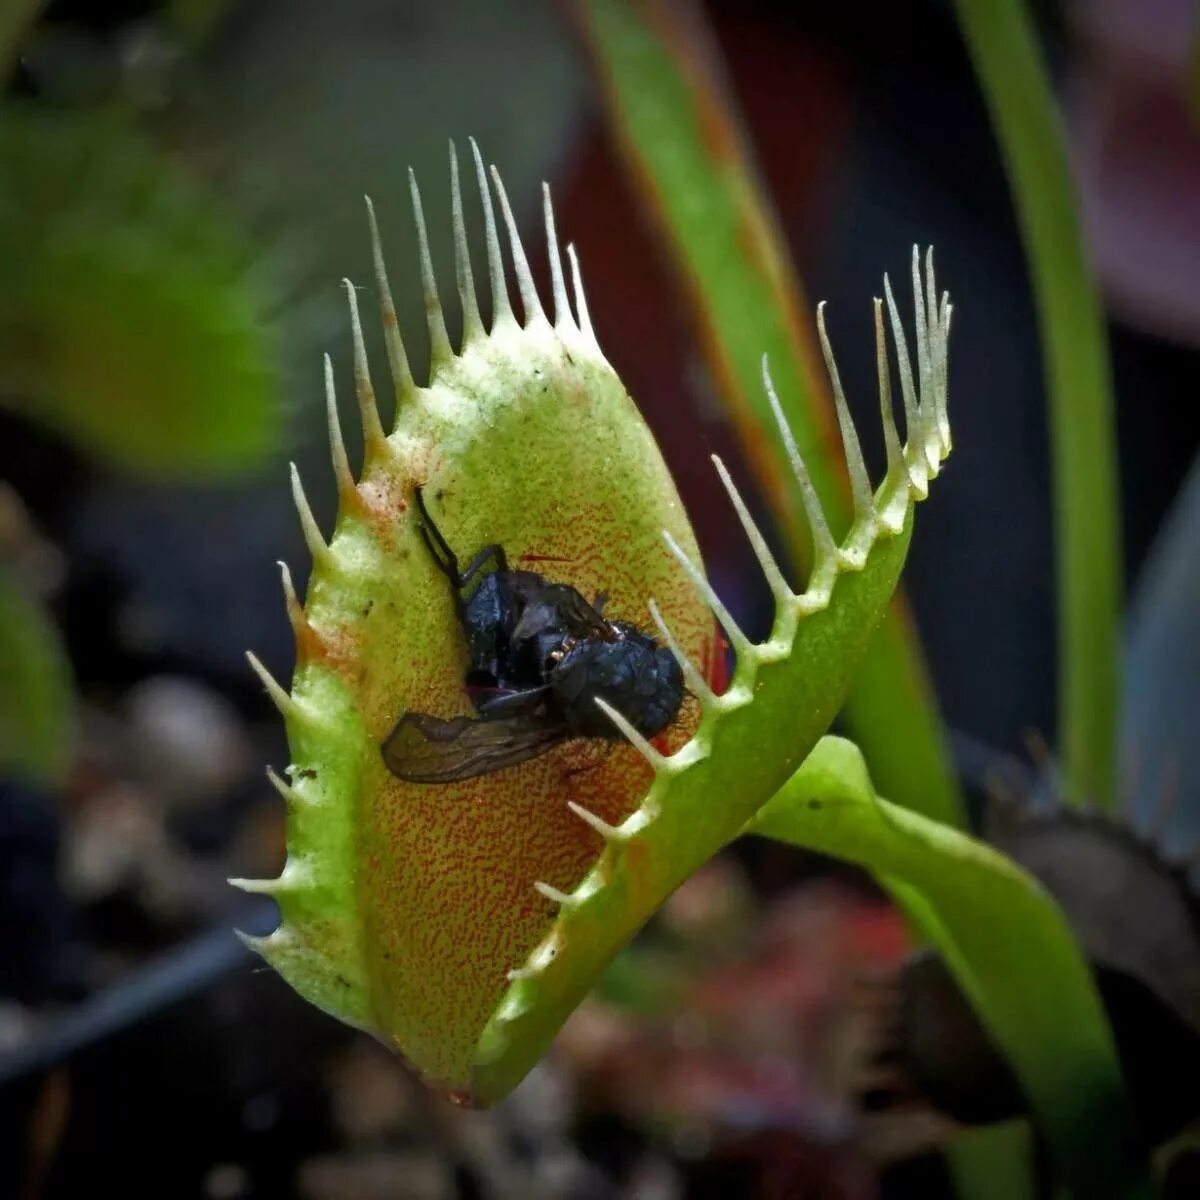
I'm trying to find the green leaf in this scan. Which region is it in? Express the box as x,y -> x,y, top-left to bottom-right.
952,0 -> 1121,810
0,569 -> 73,785
946,1123 -> 1039,1200
0,109 -> 281,479
575,0 -> 962,827
746,737 -> 1151,1200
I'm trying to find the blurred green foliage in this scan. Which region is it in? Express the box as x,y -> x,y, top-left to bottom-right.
0,566 -> 73,784
954,0 -> 1121,812
0,5 -> 284,779
0,108 -> 282,477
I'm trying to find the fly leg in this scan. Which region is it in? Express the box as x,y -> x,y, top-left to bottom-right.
561,738 -> 614,780
414,486 -> 508,609
413,486 -> 462,582
457,544 -> 509,591
415,487 -> 508,587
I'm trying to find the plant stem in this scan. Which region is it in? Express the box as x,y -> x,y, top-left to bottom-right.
953,0 -> 1121,810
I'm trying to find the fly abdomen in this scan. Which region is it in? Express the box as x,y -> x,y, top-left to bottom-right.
553,630 -> 684,739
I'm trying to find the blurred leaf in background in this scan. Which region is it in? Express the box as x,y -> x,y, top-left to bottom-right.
0,108 -> 282,478
0,0 -> 288,782
1121,449 -> 1200,857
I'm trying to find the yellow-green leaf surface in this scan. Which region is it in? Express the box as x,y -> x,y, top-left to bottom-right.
240,142 -> 956,1105
576,0 -> 963,826
747,737 -> 1151,1200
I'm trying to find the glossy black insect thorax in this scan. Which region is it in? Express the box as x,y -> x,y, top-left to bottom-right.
381,489 -> 685,784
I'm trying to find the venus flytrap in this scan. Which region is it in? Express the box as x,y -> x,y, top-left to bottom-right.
237,145 -> 953,1105
236,142 -> 712,1095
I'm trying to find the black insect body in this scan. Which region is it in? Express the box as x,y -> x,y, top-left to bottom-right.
381,489 -> 685,784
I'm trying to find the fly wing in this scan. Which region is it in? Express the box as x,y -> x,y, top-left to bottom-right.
511,582 -> 611,643
380,710 -> 568,784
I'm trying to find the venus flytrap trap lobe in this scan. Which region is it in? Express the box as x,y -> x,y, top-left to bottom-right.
475,251 -> 954,1103
237,143 -> 953,1105
236,140 -> 712,1091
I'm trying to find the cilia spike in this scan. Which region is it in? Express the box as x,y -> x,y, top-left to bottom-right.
289,463 -> 331,569
566,244 -> 595,343
245,651 -> 301,722
364,196 -> 415,401
817,302 -> 874,526
592,696 -> 671,773
266,765 -> 300,807
647,598 -> 719,711
542,184 -> 571,331
710,455 -> 793,607
322,353 -> 355,501
408,168 -> 453,365
469,138 -> 511,328
490,164 -> 544,326
762,358 -> 838,577
342,280 -> 389,456
449,143 -> 483,345
662,527 -> 755,666
277,559 -> 305,640
240,164 -> 953,1109
873,299 -> 906,503
566,800 -> 624,841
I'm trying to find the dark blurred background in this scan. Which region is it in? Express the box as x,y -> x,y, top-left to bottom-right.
1,1 -> 1197,1197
